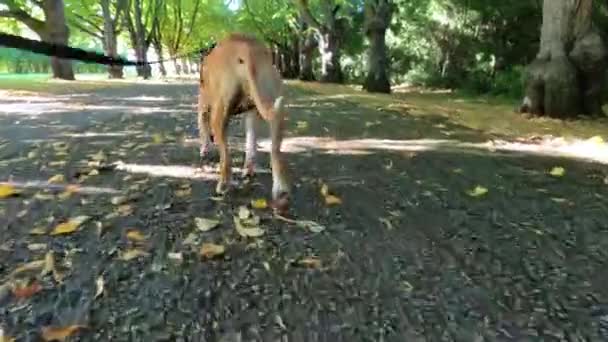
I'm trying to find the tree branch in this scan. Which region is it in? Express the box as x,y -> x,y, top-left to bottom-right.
0,9 -> 46,36
69,18 -> 103,39
73,13 -> 104,33
293,0 -> 322,30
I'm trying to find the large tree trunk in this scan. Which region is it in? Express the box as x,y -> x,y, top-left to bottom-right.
318,31 -> 343,83
364,29 -> 391,93
363,0 -> 393,93
520,0 -> 607,118
299,30 -> 316,81
100,0 -> 123,79
42,0 -> 74,80
152,41 -> 167,77
181,58 -> 191,74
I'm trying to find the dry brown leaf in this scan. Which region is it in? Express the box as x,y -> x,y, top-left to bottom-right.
195,217 -> 220,232
126,229 -> 146,242
324,194 -> 342,205
41,325 -> 86,341
50,216 -> 90,235
298,257 -> 322,269
12,281 -> 42,299
95,276 -> 104,299
200,243 -> 225,259
119,248 -> 149,261
233,216 -> 265,238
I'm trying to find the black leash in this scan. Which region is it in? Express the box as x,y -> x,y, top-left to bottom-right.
0,32 -> 215,66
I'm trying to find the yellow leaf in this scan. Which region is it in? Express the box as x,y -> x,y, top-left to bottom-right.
50,216 -> 90,235
549,166 -> 565,177
119,248 -> 149,261
195,217 -> 220,232
251,198 -> 268,209
41,325 -> 86,341
234,216 -> 265,238
200,243 -> 225,259
151,133 -> 164,144
324,194 -> 342,205
320,183 -> 329,197
466,185 -> 488,197
0,184 -> 17,199
126,229 -> 146,242
47,174 -> 65,184
41,251 -> 55,276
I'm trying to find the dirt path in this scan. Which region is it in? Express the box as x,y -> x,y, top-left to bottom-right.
1,79 -> 608,341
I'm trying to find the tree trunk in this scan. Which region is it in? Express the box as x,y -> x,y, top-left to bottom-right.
153,41 -> 167,77
364,30 -> 391,93
172,55 -> 181,75
42,0 -> 74,80
101,0 -> 123,79
181,58 -> 190,74
318,31 -> 342,83
299,30 -> 316,81
520,0 -> 607,118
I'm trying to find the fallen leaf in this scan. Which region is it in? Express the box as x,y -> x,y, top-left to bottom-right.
298,257 -> 322,269
195,217 -> 220,232
379,217 -> 394,230
549,166 -> 565,177
320,183 -> 329,197
119,248 -> 149,261
50,216 -> 90,235
30,226 -> 47,235
34,192 -> 55,201
95,276 -> 104,299
324,194 -> 342,205
251,198 -> 268,209
88,169 -> 100,176
234,216 -> 265,238
466,185 -> 488,197
151,133 -> 164,144
126,229 -> 146,242
42,251 -> 55,276
12,282 -> 42,299
47,174 -> 65,184
9,260 -> 46,277
182,232 -> 198,246
41,325 -> 86,341
27,243 -> 47,251
296,121 -> 308,129
200,243 -> 225,259
0,184 -> 17,199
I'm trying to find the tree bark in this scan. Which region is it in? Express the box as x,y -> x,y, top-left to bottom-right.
295,0 -> 344,83
100,0 -> 124,79
520,0 -> 607,118
125,0 -> 152,79
363,0 -> 393,93
41,0 -> 74,80
181,58 -> 191,74
299,26 -> 316,81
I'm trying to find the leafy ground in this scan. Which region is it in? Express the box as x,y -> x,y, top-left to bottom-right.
1,76 -> 608,341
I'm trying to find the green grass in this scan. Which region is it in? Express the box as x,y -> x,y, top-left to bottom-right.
289,80 -> 608,140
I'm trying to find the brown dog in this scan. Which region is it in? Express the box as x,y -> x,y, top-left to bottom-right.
197,33 -> 290,205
